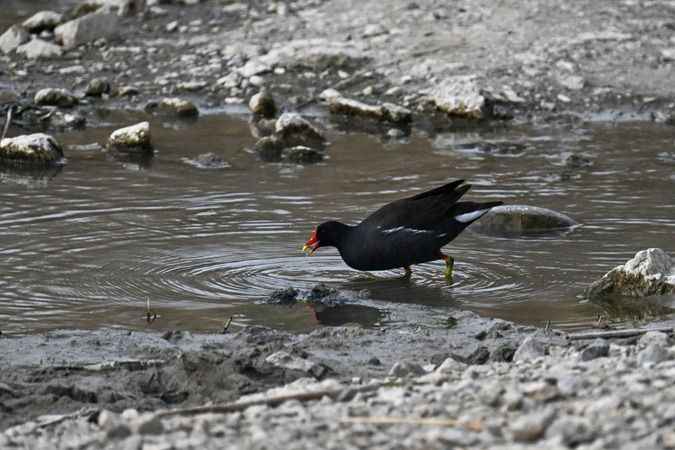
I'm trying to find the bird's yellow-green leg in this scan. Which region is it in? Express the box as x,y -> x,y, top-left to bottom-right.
442,255 -> 454,281
403,266 -> 412,279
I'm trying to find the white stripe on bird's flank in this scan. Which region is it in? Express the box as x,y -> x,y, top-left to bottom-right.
381,226 -> 432,235
454,209 -> 490,223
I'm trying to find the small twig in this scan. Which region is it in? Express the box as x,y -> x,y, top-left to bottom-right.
52,359 -> 167,372
2,105 -> 13,141
568,327 -> 674,341
156,382 -> 386,419
222,316 -> 233,334
340,416 -> 483,431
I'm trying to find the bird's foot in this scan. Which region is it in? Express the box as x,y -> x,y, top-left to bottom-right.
443,256 -> 454,282
402,266 -> 412,279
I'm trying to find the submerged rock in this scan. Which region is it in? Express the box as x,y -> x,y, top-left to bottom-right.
22,11 -> 64,32
249,90 -> 277,119
254,136 -> 284,162
586,248 -> 675,299
108,122 -> 152,153
283,146 -> 324,164
470,205 -> 578,236
55,11 -> 119,49
0,133 -> 64,167
34,88 -> 78,108
16,38 -> 63,59
325,94 -> 412,125
147,98 -> 199,117
0,25 -> 30,54
48,111 -> 86,130
181,152 -> 229,169
275,112 -> 325,148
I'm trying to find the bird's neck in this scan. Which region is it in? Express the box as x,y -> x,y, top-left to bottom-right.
331,222 -> 354,251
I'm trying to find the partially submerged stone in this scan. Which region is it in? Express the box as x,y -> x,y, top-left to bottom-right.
22,11 -> 64,32
108,121 -> 152,153
48,111 -> 86,130
283,146 -> 324,164
586,248 -> 675,300
470,205 -> 578,236
55,11 -> 119,49
254,136 -> 284,162
34,88 -> 78,108
0,133 -> 64,167
181,152 -> 230,169
16,38 -> 63,59
325,95 -> 412,125
0,25 -> 30,54
426,75 -> 488,119
151,98 -> 199,117
275,112 -> 325,148
248,90 -> 277,119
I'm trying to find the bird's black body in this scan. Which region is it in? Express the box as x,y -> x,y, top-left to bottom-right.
310,180 -> 503,272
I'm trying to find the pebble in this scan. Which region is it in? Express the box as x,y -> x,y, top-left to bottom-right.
580,338 -> 610,361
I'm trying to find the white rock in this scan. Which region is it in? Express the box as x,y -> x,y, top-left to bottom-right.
157,97 -> 199,117
108,122 -> 153,152
513,335 -> 547,362
586,248 -> 675,298
22,11 -> 63,31
248,91 -> 276,118
265,351 -> 321,375
16,38 -> 63,59
0,133 -> 64,166
426,75 -> 486,119
93,0 -> 146,16
0,25 -> 30,54
55,11 -> 120,49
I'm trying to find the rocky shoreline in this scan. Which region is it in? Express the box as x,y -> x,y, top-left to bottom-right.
2,318 -> 675,449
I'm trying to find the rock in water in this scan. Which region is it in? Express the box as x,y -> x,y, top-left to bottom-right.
283,146 -> 324,164
0,134 -> 64,167
325,94 -> 412,125
55,11 -> 119,49
0,25 -> 30,54
469,205 -> 578,236
426,75 -> 488,119
148,98 -> 199,117
248,90 -> 277,118
85,78 -> 111,96
34,88 -> 79,107
108,122 -> 153,153
586,248 -> 675,299
275,112 -> 325,148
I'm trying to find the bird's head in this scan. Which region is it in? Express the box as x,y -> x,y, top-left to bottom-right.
302,221 -> 345,255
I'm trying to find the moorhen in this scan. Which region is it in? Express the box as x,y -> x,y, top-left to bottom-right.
302,180 -> 502,280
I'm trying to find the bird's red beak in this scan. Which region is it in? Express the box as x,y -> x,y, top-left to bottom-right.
302,228 -> 320,256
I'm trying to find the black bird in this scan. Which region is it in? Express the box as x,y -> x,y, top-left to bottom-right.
302,180 -> 502,279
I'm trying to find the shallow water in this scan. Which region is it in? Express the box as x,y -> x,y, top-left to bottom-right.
1,107 -> 674,334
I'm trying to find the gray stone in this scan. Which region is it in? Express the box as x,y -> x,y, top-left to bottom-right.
181,152 -> 230,169
254,136 -> 284,162
275,112 -> 325,148
0,26 -> 30,54
93,0 -> 146,16
49,111 -> 86,130
155,97 -> 199,117
34,88 -> 78,107
425,75 -> 487,119
85,78 -> 111,96
388,361 -> 425,378
249,91 -> 277,118
55,11 -> 119,49
132,413 -> 164,435
22,11 -> 63,32
580,339 -> 610,361
325,95 -> 412,124
0,133 -> 64,167
513,335 -> 547,362
108,122 -> 153,153
510,409 -> 556,442
283,146 -> 325,164
586,248 -> 675,299
469,205 -> 578,237
638,331 -> 669,348
16,38 -> 63,59
255,38 -> 366,71
637,343 -> 669,366
547,416 -> 596,446
265,351 -> 324,378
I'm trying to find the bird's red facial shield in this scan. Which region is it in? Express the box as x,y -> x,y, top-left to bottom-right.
302,228 -> 320,255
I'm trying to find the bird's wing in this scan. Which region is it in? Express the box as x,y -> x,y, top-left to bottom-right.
359,180 -> 472,231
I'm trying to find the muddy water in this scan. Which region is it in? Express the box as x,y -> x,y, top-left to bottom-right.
1,108 -> 674,334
